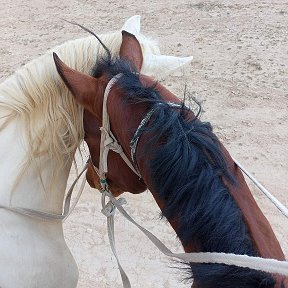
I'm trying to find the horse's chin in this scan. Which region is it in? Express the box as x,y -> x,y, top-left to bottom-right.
86,164 -> 124,197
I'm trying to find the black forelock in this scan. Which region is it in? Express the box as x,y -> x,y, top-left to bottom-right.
92,54 -> 169,112
92,54 -> 136,78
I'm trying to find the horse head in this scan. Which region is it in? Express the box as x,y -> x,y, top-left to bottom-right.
53,30 -> 188,196
53,30 -> 287,288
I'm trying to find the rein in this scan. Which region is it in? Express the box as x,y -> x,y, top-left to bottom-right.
233,158 -> 288,218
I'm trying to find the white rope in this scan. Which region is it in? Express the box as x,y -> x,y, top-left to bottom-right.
101,189 -> 288,288
233,158 -> 288,218
101,192 -> 132,288
99,74 -> 140,180
63,166 -> 87,221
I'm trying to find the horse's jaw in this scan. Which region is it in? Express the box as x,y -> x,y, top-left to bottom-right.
0,117 -> 78,288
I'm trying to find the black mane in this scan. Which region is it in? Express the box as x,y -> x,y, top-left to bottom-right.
92,55 -> 275,288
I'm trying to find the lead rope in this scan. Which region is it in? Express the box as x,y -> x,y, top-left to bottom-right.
233,158 -> 288,218
90,163 -> 132,288
100,188 -> 288,285
101,186 -> 132,288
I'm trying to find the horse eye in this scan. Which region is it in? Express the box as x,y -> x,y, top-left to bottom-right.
93,71 -> 102,78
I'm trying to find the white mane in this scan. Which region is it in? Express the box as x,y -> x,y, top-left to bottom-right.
0,32 -> 158,172
1,33 -> 110,162
0,23 -> 192,185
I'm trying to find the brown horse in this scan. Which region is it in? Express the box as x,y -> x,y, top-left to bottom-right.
53,31 -> 287,287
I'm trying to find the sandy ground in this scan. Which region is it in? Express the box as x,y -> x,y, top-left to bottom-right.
0,0 -> 287,287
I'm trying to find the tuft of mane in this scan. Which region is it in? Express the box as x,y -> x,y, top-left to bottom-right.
92,55 -> 276,288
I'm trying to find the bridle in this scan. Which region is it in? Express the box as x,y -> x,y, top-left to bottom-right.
90,73 -> 186,187
92,73 -> 140,188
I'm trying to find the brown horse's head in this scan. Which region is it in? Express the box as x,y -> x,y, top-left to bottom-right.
53,31 -> 156,196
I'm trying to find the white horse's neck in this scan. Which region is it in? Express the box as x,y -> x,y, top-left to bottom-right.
0,119 -> 78,288
0,118 -> 71,213
0,31 -> 128,288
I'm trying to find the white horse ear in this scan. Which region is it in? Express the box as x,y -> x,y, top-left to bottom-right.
121,15 -> 141,36
141,54 -> 193,79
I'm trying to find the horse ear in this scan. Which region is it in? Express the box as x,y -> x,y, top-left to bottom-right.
121,15 -> 141,35
53,52 -> 99,113
142,54 -> 193,79
120,31 -> 143,72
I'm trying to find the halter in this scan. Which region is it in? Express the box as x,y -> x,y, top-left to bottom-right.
94,73 -> 141,188
92,73 -> 185,186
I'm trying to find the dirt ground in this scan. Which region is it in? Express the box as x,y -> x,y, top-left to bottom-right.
0,0 -> 287,287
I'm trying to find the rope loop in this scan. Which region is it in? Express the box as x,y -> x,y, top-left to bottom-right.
101,190 -> 127,217
101,201 -> 116,217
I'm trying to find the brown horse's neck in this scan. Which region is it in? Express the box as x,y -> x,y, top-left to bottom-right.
139,148 -> 287,287
106,74 -> 286,287
221,146 -> 287,287
137,136 -> 287,287
135,76 -> 287,287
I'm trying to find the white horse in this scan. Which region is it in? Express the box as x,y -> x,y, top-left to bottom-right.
0,15 -> 192,288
